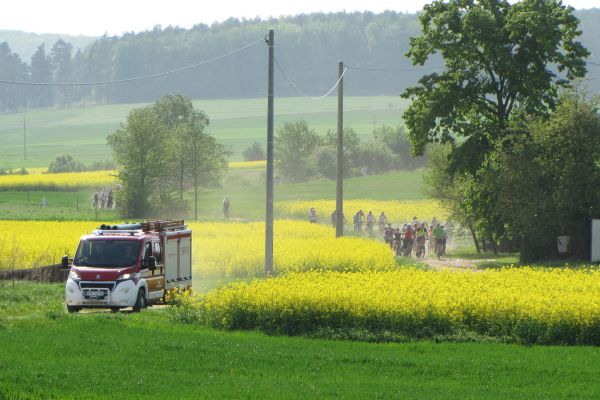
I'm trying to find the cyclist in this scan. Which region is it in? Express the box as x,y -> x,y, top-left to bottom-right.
378,212 -> 388,234
366,211 -> 375,235
402,224 -> 414,257
384,223 -> 394,247
415,223 -> 428,258
432,223 -> 446,259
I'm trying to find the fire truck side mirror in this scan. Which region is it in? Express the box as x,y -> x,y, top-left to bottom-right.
61,255 -> 70,269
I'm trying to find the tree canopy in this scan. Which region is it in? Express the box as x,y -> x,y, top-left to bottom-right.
492,90 -> 600,259
107,95 -> 227,218
402,0 -> 589,172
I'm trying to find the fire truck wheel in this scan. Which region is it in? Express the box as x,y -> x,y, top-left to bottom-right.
66,305 -> 80,313
132,288 -> 146,313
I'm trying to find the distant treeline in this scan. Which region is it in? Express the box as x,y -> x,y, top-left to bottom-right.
1,10 -> 599,112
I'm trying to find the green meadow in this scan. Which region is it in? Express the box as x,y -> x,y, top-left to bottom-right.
0,96 -> 408,169
1,281 -> 599,399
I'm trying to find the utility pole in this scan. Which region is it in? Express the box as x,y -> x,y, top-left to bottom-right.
265,29 -> 275,275
23,115 -> 26,161
336,61 -> 344,238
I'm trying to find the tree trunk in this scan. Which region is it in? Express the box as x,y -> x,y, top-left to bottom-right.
468,221 -> 481,254
490,236 -> 498,255
194,173 -> 198,220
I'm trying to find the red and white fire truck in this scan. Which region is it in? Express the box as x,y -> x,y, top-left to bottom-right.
63,220 -> 192,313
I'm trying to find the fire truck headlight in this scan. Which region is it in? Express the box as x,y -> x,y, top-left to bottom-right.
68,270 -> 80,280
117,273 -> 132,281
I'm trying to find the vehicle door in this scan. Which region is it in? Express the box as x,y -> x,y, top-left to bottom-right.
141,240 -> 165,302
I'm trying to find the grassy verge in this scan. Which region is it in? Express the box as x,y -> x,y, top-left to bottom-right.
1,281 -> 599,399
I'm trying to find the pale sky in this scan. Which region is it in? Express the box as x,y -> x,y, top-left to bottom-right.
1,0 -> 598,36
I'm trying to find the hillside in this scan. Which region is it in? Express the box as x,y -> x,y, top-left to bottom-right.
0,30 -> 96,61
0,96 -> 408,168
0,9 -> 599,114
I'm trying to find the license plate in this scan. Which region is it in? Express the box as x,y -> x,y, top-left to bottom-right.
84,289 -> 107,300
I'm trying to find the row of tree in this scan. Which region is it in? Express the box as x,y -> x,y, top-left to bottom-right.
270,121 -> 425,183
406,0 -> 600,260
107,95 -> 228,218
1,9 -> 600,112
47,154 -> 116,173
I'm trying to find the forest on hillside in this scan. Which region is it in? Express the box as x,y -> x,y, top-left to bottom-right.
0,9 -> 599,113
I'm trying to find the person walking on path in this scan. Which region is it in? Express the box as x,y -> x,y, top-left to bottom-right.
308,207 -> 317,223
106,190 -> 114,209
223,197 -> 231,220
100,189 -> 107,209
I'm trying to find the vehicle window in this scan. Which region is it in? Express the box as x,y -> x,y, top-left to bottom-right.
74,239 -> 141,268
153,242 -> 162,262
144,242 -> 152,260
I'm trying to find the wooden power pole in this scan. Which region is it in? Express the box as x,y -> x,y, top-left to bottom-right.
23,115 -> 26,161
265,30 -> 275,275
336,61 -> 344,238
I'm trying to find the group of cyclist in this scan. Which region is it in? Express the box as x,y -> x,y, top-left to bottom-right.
384,217 -> 449,259
310,207 -> 450,259
349,210 -> 385,234
328,209 -> 384,235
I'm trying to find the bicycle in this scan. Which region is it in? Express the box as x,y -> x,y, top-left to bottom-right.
415,237 -> 426,258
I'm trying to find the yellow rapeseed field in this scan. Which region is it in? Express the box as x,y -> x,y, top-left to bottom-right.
189,221 -> 395,277
276,199 -> 448,224
228,160 -> 266,169
1,162 -> 262,190
0,220 -> 395,276
190,268 -> 600,345
0,221 -> 99,269
0,171 -> 117,190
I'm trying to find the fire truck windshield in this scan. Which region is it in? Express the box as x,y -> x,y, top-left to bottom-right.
73,239 -> 141,268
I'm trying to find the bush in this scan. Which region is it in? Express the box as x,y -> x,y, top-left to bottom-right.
47,154 -> 87,173
354,141 -> 396,174
242,142 -> 265,161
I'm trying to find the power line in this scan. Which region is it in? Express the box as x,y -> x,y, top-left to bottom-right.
274,57 -> 347,100
347,65 -> 445,72
588,61 -> 600,67
0,38 -> 264,87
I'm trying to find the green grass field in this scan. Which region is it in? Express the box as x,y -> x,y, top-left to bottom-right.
1,281 -> 599,399
0,190 -> 116,220
0,169 -> 425,221
0,96 -> 408,169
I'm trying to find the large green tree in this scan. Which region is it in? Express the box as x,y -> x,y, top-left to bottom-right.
275,120 -> 321,182
108,95 -> 227,218
108,106 -> 168,217
492,90 -> 600,260
29,44 -> 53,108
402,0 -> 589,172
49,39 -> 74,106
404,0 -> 590,253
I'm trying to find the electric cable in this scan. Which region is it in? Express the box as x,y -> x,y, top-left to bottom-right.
274,57 -> 347,100
347,64 -> 445,71
0,38 -> 264,86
